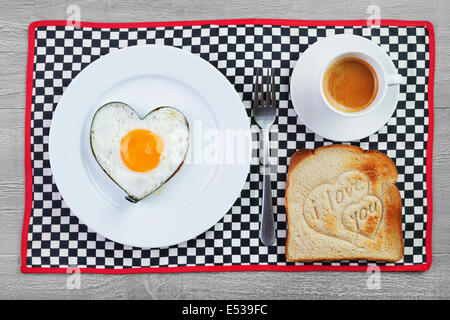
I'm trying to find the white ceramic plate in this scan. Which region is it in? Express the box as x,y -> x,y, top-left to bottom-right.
290,34 -> 400,141
49,45 -> 251,248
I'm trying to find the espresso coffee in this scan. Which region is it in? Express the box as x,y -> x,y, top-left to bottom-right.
323,57 -> 378,113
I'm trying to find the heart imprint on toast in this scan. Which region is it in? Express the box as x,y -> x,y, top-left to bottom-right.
303,171 -> 383,243
285,145 -> 404,262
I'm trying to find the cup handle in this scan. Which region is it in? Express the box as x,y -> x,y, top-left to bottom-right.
387,74 -> 403,86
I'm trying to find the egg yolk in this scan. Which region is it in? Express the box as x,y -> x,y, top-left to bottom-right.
120,129 -> 163,172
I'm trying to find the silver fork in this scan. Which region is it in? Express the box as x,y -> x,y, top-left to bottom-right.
253,68 -> 277,246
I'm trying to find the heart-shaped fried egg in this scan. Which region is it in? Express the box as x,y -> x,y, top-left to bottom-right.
90,102 -> 189,202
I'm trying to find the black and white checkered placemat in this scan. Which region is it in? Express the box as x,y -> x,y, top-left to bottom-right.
25,21 -> 431,270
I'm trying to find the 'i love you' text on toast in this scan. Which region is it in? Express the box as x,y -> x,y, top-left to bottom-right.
285,145 -> 404,262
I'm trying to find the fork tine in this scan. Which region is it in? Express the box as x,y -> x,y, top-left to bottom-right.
259,68 -> 264,107
253,68 -> 260,110
259,68 -> 265,107
262,68 -> 268,107
261,69 -> 265,107
265,68 -> 271,107
271,68 -> 276,107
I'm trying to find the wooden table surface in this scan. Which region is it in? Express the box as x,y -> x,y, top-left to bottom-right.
1,0 -> 449,299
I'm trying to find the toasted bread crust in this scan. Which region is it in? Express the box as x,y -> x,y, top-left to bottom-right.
285,144 -> 404,263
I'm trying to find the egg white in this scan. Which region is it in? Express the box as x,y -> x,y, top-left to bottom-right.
90,102 -> 189,201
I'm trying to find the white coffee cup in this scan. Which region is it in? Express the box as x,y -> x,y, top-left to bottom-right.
319,51 -> 403,118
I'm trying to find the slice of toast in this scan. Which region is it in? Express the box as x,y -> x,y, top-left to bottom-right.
285,145 -> 404,262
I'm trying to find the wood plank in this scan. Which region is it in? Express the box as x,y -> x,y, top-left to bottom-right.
1,254 -> 449,299
0,0 -> 450,299
0,0 -> 449,110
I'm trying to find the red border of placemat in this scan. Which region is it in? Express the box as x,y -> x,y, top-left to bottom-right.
21,19 -> 435,273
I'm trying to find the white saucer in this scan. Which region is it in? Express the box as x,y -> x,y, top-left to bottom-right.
290,34 -> 400,141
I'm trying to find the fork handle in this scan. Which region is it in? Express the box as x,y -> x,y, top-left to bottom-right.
260,128 -> 276,246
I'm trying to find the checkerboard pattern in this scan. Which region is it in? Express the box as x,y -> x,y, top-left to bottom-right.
25,22 -> 431,270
